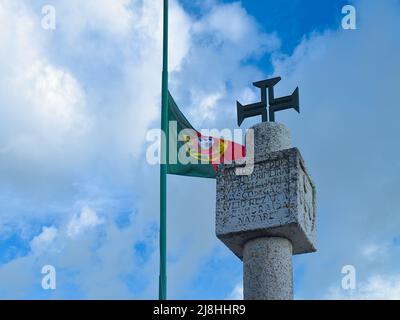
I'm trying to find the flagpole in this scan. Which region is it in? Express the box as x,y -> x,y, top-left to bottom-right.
159,0 -> 169,300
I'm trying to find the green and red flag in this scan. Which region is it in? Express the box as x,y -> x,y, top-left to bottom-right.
167,93 -> 245,179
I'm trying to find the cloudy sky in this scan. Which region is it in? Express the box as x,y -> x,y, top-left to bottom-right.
0,0 -> 399,299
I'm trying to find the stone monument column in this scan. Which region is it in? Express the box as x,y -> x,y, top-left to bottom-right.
243,237 -> 293,300
216,122 -> 316,300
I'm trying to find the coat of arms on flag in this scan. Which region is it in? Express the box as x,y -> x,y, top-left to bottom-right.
182,135 -> 227,163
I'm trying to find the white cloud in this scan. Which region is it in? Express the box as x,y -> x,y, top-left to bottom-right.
327,275 -> 400,300
67,206 -> 103,238
30,226 -> 58,253
170,2 -> 280,128
56,0 -> 134,39
169,1 -> 192,71
0,0 -> 90,204
0,14 -> 86,139
21,61 -> 87,135
361,243 -> 390,261
189,91 -> 224,122
192,2 -> 279,48
228,282 -> 243,300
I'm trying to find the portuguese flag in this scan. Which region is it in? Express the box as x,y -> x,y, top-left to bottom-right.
167,92 -> 245,179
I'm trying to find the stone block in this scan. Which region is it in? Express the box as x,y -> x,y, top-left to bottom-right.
216,147 -> 316,259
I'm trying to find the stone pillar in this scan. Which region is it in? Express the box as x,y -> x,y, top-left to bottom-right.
216,122 -> 316,300
243,237 -> 293,300
251,121 -> 292,155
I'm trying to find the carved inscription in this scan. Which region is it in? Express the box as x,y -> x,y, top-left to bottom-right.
218,156 -> 296,230
216,148 -> 317,256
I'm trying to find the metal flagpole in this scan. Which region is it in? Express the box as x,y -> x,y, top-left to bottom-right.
159,0 -> 169,301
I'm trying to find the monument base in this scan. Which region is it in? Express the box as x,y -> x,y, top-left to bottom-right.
243,237 -> 293,300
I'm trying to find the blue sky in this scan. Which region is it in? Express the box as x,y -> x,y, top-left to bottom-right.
1,0 -> 400,299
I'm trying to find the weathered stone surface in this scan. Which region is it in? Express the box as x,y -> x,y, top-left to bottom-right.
216,147 -> 316,259
243,237 -> 293,300
250,122 -> 292,157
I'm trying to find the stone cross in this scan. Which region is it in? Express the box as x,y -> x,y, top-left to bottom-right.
236,77 -> 300,125
216,113 -> 316,300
